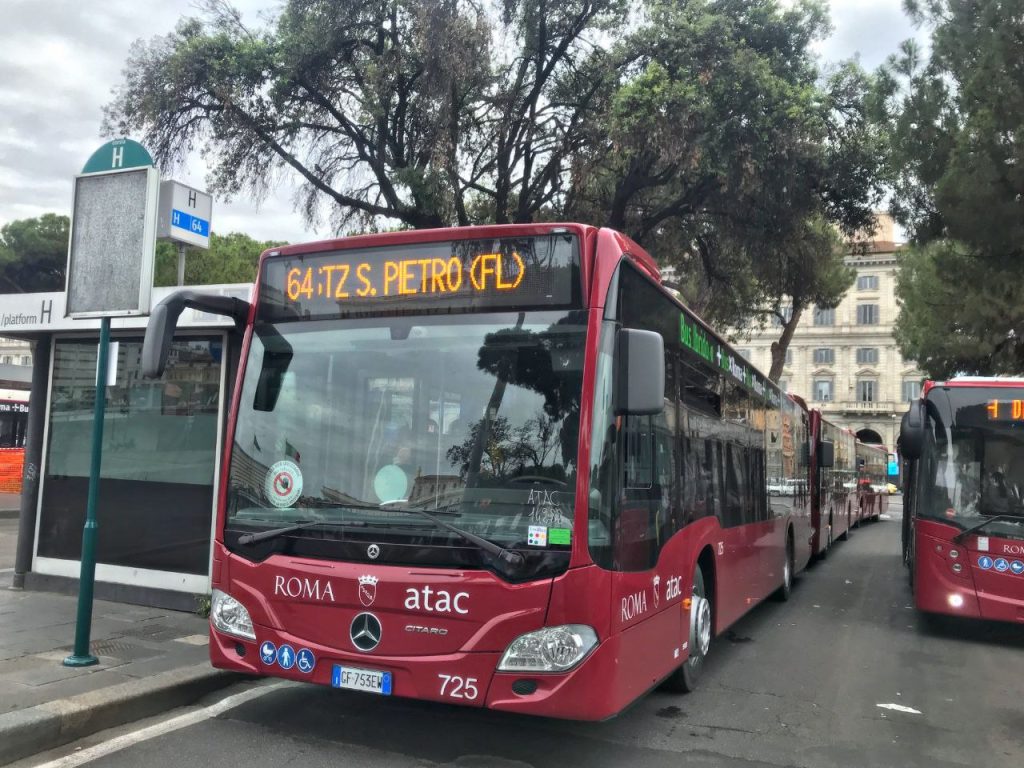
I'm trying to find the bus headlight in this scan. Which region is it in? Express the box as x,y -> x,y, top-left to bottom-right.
210,589 -> 256,640
497,625 -> 598,672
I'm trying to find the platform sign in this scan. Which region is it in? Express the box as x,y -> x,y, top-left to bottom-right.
157,181 -> 212,249
65,139 -> 159,319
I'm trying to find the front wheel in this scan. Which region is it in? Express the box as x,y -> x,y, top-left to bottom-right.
774,536 -> 795,601
662,565 -> 712,693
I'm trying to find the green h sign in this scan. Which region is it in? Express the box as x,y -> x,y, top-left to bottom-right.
81,139 -> 154,174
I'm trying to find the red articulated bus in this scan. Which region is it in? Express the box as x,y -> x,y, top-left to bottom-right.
900,378 -> 1024,624
143,223 -> 813,720
808,411 -> 856,557
855,440 -> 888,525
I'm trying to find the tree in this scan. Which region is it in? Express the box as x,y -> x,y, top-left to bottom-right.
153,231 -> 287,286
567,1 -> 878,369
104,0 -> 625,231
105,0 -> 883,358
874,1 -> 1024,375
894,241 -> 1024,379
0,214 -> 69,293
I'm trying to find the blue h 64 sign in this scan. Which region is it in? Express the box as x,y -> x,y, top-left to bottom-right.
157,181 -> 212,249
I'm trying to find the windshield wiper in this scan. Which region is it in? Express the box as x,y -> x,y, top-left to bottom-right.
953,514 -> 1024,544
358,500 -> 525,567
237,520 -> 358,546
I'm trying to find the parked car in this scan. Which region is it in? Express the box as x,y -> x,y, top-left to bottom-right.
886,482 -> 900,495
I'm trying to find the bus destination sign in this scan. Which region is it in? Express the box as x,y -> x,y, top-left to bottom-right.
259,235 -> 580,320
986,399 -> 1024,422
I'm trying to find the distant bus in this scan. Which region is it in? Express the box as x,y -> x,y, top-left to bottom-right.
855,441 -> 888,524
144,223 -> 814,719
809,411 -> 856,557
900,378 -> 1024,623
0,390 -> 29,494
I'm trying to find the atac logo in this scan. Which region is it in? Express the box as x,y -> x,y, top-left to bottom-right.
358,575 -> 379,607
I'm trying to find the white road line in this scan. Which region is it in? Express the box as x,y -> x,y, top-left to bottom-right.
876,702 -> 922,715
33,681 -> 289,768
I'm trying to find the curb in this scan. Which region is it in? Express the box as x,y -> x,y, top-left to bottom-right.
0,664 -> 242,766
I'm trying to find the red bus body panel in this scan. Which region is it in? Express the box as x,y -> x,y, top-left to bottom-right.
210,223 -> 809,719
855,441 -> 889,524
809,412 -> 856,555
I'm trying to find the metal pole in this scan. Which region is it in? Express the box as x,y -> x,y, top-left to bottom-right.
177,242 -> 186,287
64,317 -> 110,667
12,337 -> 51,590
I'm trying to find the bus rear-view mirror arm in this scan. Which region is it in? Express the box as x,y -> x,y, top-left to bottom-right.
614,328 -> 664,416
143,290 -> 251,379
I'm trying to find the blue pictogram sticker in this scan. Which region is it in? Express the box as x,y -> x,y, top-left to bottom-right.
994,558 -> 1010,572
277,643 -> 296,670
259,640 -> 277,665
978,556 -> 993,570
1010,560 -> 1024,575
296,648 -> 316,674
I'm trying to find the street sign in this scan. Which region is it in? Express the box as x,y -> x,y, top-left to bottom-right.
157,181 -> 212,250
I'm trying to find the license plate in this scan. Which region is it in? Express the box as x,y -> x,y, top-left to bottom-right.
331,665 -> 392,695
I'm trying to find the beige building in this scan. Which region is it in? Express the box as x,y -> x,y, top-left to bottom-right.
734,214 -> 921,450
0,337 -> 32,368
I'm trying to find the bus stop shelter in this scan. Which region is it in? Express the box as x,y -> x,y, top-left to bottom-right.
3,284 -> 249,610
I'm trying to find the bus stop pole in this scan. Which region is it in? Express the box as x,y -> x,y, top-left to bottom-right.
64,316 -> 110,667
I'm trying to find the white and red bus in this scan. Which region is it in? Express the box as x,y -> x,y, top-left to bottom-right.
144,224 -> 812,719
900,378 -> 1024,623
808,411 -> 856,557
855,440 -> 888,524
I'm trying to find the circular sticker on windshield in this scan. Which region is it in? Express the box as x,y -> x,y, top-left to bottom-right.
373,465 -> 409,503
265,461 -> 303,508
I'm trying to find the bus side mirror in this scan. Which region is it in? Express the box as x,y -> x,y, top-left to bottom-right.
818,440 -> 835,469
614,328 -> 664,415
899,401 -> 926,460
143,290 -> 250,378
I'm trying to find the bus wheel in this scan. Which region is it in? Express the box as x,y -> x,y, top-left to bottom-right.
663,565 -> 712,693
775,535 -> 795,601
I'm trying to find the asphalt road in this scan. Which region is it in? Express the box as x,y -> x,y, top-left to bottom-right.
22,502 -> 1024,768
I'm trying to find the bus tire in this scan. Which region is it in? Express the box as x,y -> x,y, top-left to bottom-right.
775,533 -> 795,602
663,564 -> 712,693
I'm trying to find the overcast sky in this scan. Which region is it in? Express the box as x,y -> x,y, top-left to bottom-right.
0,0 -> 922,245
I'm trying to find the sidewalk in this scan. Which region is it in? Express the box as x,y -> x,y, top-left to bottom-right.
0,573 -> 241,765
0,493 -> 19,518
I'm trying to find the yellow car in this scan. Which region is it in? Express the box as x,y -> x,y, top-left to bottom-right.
886,482 -> 900,495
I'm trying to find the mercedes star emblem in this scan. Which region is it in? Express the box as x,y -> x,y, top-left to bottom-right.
350,612 -> 382,652
367,543 -> 380,560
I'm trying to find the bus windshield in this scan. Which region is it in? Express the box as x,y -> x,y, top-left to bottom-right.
225,310 -> 585,555
920,389 -> 1024,540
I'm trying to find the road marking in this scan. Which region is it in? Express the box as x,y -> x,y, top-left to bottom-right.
32,681 -> 288,768
876,702 -> 922,714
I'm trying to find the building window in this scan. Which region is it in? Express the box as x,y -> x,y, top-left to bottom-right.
812,348 -> 834,365
813,307 -> 835,326
857,379 -> 878,402
857,275 -> 879,290
1,356 -> 11,365
785,348 -> 793,365
772,306 -> 793,327
20,355 -> 31,366
813,378 -> 834,402
902,378 -> 922,402
737,348 -> 752,361
856,347 -> 879,365
856,304 -> 879,324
